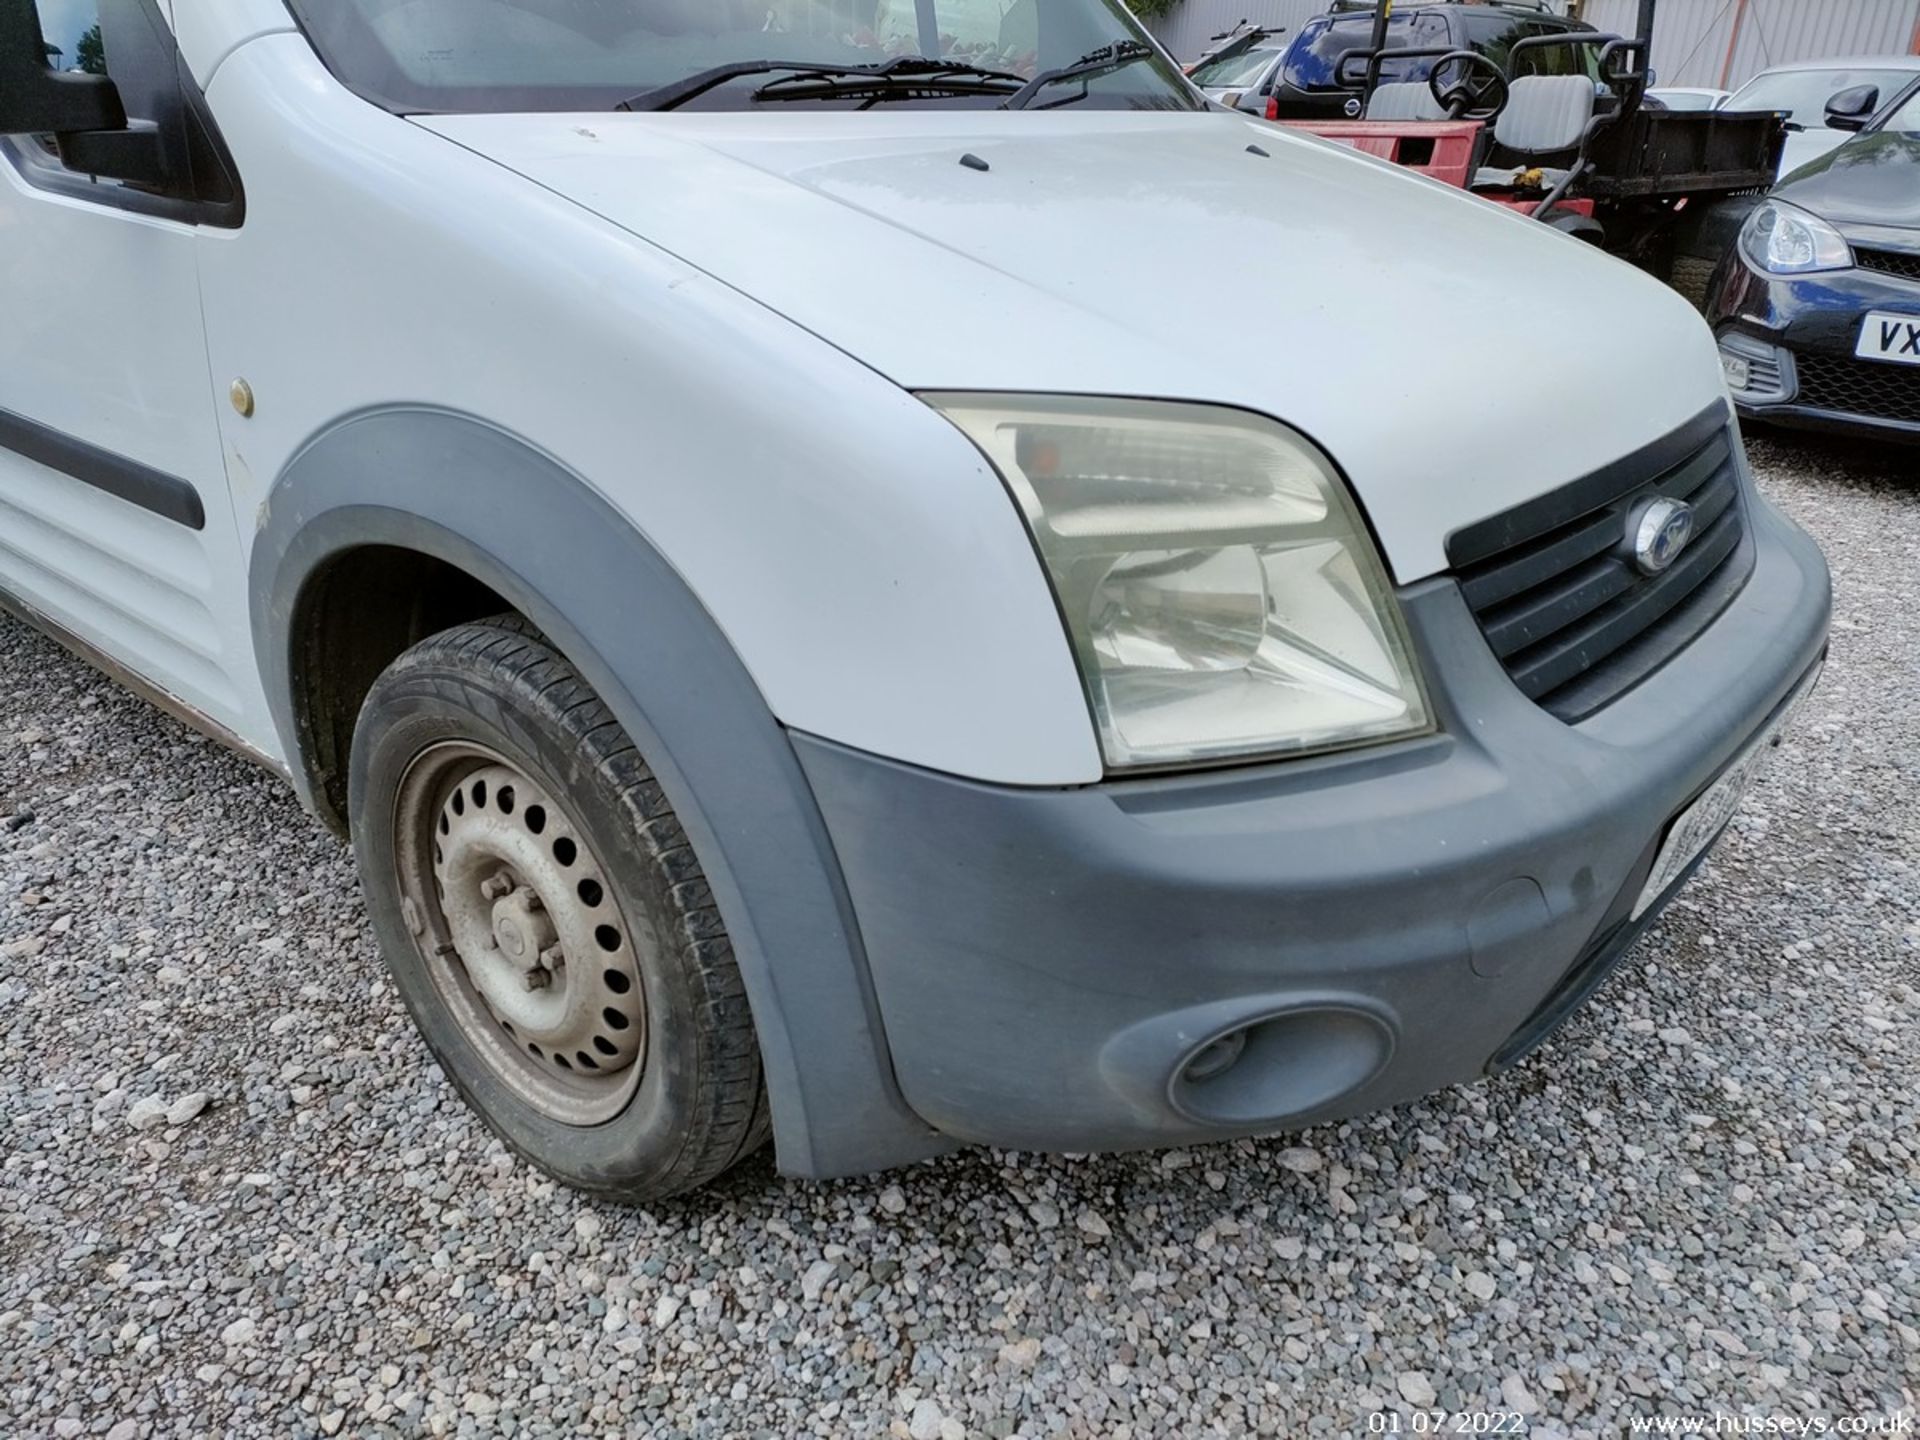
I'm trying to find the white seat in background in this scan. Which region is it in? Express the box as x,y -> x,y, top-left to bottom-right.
1493,74 -> 1597,154
1366,81 -> 1449,122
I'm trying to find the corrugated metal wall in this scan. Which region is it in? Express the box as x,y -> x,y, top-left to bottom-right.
1146,0 -> 1920,88
1583,0 -> 1736,87
1719,0 -> 1920,88
1583,0 -> 1920,89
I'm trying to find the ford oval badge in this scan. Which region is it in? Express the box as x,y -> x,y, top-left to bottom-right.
1632,498 -> 1695,576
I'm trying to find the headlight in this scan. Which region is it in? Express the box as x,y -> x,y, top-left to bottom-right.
926,394 -> 1431,770
1740,200 -> 1852,275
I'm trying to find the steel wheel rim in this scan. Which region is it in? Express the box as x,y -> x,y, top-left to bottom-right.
395,742 -> 648,1126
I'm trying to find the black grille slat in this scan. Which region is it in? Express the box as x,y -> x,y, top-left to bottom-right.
1459,509 -> 1622,611
1474,456 -> 1751,660
1661,430 -> 1734,499
1447,407 -> 1753,721
1857,248 -> 1920,285
1506,508 -> 1743,701
1686,469 -> 1738,530
1483,559 -> 1635,659
1796,353 -> 1920,425
1543,534 -> 1754,719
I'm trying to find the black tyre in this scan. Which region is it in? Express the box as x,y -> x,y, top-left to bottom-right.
1669,252 -> 1720,313
349,616 -> 769,1199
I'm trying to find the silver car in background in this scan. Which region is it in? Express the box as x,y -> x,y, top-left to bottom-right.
1723,56 -> 1920,176
1187,27 -> 1289,110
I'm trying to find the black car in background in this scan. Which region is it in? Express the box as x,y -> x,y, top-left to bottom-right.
1710,77 -> 1920,444
1212,0 -> 1598,119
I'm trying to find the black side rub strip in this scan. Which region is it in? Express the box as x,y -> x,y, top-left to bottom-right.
0,405 -> 205,530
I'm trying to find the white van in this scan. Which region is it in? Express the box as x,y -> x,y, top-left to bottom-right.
0,0 -> 1830,1198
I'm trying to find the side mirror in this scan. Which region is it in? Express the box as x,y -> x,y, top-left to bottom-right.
1824,84 -> 1879,132
0,3 -> 167,186
0,4 -> 125,132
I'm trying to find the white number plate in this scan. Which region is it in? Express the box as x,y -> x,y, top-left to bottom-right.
1856,312 -> 1920,367
1632,667 -> 1820,919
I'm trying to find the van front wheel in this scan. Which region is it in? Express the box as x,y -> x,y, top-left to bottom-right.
348,617 -> 769,1199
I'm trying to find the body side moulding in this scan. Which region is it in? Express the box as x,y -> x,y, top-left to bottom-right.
0,404 -> 206,530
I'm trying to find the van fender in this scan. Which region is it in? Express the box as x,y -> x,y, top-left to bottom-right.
249,406 -> 952,1179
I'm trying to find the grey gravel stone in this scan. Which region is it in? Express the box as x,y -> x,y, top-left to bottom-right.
122,1094 -> 168,1132
163,1092 -> 209,1127
2,434 -> 1915,1438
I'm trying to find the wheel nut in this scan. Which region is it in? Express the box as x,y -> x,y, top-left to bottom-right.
523,969 -> 551,992
539,944 -> 565,973
480,872 -> 514,901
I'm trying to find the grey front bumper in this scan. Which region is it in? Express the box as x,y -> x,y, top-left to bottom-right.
793,495 -> 1831,1154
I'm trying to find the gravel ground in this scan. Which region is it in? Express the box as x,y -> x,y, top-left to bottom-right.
2,432 -> 1916,1440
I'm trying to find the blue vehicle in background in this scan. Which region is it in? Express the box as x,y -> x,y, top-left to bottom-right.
1199,0 -> 1599,120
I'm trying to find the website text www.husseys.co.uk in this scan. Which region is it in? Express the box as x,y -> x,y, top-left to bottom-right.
1628,1413 -> 1915,1437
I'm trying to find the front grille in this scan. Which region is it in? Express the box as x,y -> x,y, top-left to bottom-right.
1447,407 -> 1753,722
1796,352 -> 1920,425
1856,248 -> 1920,285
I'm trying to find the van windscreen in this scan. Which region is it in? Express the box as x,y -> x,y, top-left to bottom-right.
285,0 -> 1201,115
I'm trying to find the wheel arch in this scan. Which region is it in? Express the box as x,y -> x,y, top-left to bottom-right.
251,405 -> 950,1180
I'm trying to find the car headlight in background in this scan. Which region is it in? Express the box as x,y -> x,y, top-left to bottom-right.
1740,200 -> 1852,275
925,395 -> 1431,770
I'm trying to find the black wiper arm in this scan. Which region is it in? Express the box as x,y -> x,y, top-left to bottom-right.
1000,40 -> 1156,111
754,55 -> 1027,102
878,56 -> 1031,86
619,55 -> 1029,113
618,60 -> 865,113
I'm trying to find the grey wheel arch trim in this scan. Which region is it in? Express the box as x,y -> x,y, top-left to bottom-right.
250,406 -> 952,1180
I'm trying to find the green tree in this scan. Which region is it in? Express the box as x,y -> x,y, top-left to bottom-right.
75,23 -> 105,76
1126,0 -> 1182,15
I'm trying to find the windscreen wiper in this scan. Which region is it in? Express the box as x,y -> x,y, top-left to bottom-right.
619,56 -> 1024,113
755,56 -> 1028,103
1000,40 -> 1156,111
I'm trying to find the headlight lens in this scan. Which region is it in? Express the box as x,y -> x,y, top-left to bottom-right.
926,394 -> 1430,769
1740,200 -> 1852,275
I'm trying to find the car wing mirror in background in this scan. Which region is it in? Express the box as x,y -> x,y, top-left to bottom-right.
1823,84 -> 1880,132
0,1 -> 167,186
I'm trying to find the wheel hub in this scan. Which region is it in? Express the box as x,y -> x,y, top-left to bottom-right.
490,884 -> 557,977
407,758 -> 649,1124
